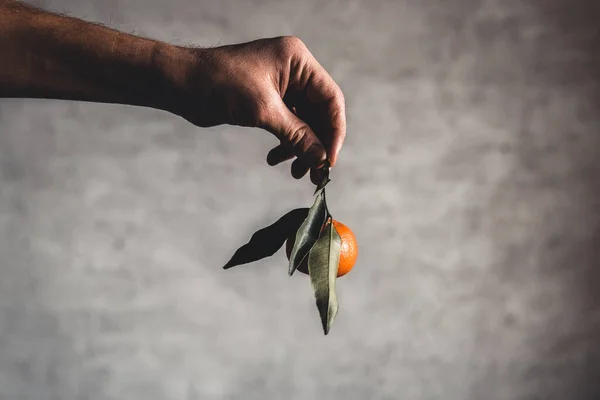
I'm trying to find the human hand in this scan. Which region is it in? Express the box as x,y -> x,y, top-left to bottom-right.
175,37 -> 346,184
0,1 -> 344,184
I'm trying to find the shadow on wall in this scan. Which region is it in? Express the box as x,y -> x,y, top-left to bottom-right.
536,1 -> 600,399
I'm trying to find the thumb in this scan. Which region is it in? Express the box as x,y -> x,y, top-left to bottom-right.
260,100 -> 328,169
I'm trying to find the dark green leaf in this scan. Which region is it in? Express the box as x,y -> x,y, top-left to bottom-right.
223,208 -> 309,269
308,220 -> 341,335
313,161 -> 331,195
313,178 -> 331,195
288,192 -> 327,276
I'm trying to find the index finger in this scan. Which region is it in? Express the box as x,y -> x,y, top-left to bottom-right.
305,61 -> 347,168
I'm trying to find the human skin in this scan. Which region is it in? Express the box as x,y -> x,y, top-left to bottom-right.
0,0 -> 346,183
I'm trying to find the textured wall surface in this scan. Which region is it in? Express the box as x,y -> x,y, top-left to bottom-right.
2,1 -> 600,399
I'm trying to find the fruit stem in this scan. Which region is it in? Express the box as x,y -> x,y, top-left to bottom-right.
322,187 -> 332,219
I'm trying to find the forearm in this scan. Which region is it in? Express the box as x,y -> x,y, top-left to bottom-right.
0,0 -> 196,113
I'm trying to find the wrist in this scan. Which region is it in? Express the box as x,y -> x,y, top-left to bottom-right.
146,43 -> 192,114
150,43 -> 215,124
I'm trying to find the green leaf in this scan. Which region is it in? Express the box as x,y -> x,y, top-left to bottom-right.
313,178 -> 331,195
223,208 -> 309,269
308,220 -> 341,335
313,161 -> 331,195
288,192 -> 327,276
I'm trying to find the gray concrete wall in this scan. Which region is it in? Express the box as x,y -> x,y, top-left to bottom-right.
1,0 -> 600,399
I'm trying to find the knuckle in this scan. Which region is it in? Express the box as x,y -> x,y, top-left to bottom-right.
286,125 -> 303,146
277,35 -> 307,55
287,124 -> 310,148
